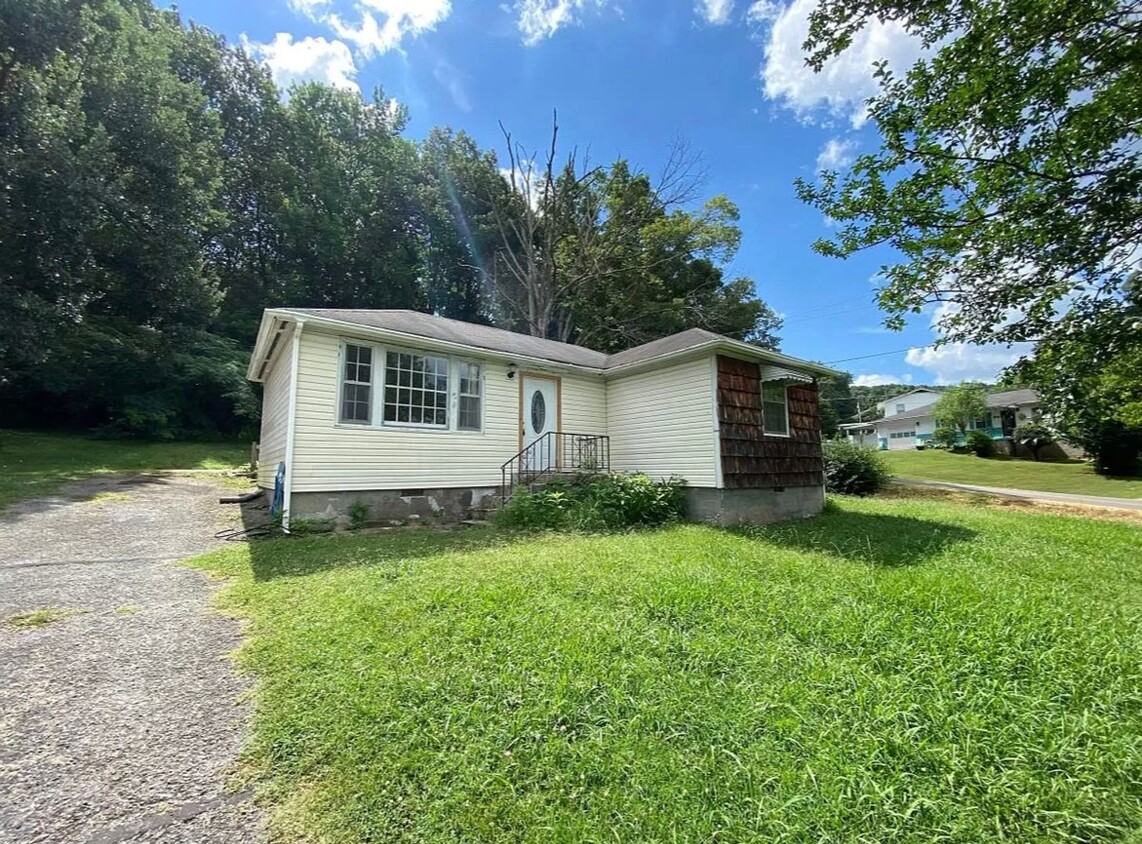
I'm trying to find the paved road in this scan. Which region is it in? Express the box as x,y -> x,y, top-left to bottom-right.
895,477 -> 1142,511
0,475 -> 262,844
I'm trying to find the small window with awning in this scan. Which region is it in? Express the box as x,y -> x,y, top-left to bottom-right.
758,365 -> 811,437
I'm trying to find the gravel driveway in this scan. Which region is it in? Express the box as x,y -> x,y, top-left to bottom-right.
0,475 -> 262,844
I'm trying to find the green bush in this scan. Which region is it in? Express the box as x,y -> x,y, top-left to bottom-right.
931,427 -> 958,449
965,430 -> 996,457
493,488 -> 576,531
1079,419 -> 1142,476
496,473 -> 686,531
348,500 -> 370,529
1012,422 -> 1055,461
822,440 -> 892,496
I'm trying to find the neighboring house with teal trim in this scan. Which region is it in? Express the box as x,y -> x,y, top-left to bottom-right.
841,388 -> 1041,451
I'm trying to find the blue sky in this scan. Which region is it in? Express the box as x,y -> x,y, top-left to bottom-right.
175,0 -> 1025,386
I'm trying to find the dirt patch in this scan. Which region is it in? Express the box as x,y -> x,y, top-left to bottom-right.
880,485 -> 1142,525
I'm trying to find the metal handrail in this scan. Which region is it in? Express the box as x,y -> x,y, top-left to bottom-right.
499,431 -> 610,505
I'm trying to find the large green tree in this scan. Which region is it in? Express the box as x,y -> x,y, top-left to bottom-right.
933,383 -> 988,434
1016,286 -> 1142,473
415,128 -> 507,323
0,0 -> 784,436
0,0 -> 250,434
488,121 -> 781,350
798,0 -> 1141,346
796,0 -> 1141,472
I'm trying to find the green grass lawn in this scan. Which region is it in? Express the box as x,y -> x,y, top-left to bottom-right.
882,448 -> 1142,498
193,497 -> 1142,843
0,429 -> 249,509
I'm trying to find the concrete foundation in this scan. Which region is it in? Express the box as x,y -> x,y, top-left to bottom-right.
685,485 -> 825,526
290,486 -> 499,527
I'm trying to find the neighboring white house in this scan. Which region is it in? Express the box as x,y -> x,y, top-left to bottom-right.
877,388 -> 942,419
840,388 -> 1042,451
248,309 -> 839,528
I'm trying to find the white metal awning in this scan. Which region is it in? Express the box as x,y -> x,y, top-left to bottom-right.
759,365 -> 814,384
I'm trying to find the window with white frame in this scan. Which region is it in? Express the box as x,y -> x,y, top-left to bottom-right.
383,351 -> 449,426
338,341 -> 485,432
762,382 -> 789,436
896,403 -> 906,414
340,344 -> 373,424
457,362 -> 482,431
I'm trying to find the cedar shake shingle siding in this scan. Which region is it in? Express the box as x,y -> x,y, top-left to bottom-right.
716,355 -> 824,490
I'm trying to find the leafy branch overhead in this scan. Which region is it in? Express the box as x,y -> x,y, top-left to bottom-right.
797,0 -> 1142,346
797,0 -> 1142,474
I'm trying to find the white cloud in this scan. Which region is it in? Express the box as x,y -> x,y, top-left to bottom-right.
697,0 -> 735,25
751,0 -> 926,127
854,325 -> 891,334
326,0 -> 451,57
500,164 -> 545,210
513,0 -> 609,45
816,137 -> 857,170
289,0 -> 331,16
243,33 -> 359,92
855,373 -> 913,387
904,343 -> 1030,385
746,0 -> 781,24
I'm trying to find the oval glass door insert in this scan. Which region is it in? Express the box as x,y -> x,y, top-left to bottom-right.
530,390 -> 547,432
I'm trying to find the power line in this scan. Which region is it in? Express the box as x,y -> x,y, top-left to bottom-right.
783,304 -> 882,326
826,346 -> 917,364
782,293 -> 872,319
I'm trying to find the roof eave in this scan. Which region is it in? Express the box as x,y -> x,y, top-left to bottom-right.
603,338 -> 841,379
268,309 -> 608,375
253,309 -> 840,381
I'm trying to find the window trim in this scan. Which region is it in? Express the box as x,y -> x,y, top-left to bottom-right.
335,340 -> 485,434
456,360 -> 484,433
761,381 -> 791,438
338,342 -> 374,426
381,346 -> 451,430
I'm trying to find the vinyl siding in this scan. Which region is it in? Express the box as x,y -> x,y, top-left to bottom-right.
605,356 -> 718,487
256,331 -> 295,488
290,328 -> 607,491
879,390 -> 942,418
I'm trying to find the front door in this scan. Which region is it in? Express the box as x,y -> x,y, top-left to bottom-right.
1000,408 -> 1017,438
521,375 -> 559,471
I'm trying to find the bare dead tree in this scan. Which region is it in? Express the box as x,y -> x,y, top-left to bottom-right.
654,136 -> 708,208
486,115 -> 721,345
486,110 -> 604,342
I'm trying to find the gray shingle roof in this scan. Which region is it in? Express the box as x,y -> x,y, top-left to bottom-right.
276,310 -> 803,373
604,328 -> 725,368
281,309 -> 609,368
986,389 -> 1039,407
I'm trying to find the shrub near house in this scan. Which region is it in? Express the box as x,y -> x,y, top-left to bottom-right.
496,473 -> 687,531
822,440 -> 891,496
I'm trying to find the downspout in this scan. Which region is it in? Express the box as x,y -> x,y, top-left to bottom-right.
281,318 -> 304,532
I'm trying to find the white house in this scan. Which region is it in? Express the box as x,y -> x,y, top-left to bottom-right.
248,309 -> 839,527
840,388 -> 1042,450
